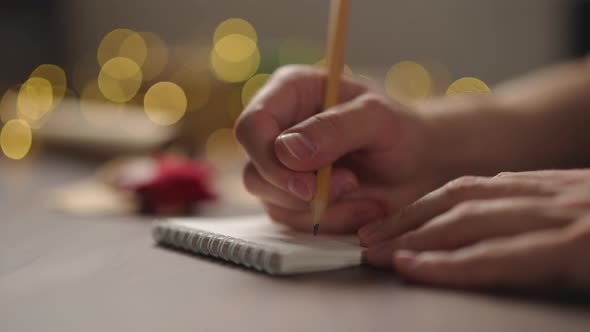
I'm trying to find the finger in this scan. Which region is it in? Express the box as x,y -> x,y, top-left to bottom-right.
495,170 -> 590,184
365,197 -> 584,268
243,162 -> 360,210
235,66 -> 367,200
274,92 -> 410,172
263,199 -> 386,234
359,176 -> 558,245
392,228 -> 573,288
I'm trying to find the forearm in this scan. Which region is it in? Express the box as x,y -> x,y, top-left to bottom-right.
420,58 -> 590,177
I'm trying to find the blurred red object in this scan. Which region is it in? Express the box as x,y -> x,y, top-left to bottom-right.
118,154 -> 217,215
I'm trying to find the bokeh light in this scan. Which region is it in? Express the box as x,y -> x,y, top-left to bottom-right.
17,77 -> 54,121
211,35 -> 260,83
313,58 -> 353,75
446,77 -> 492,96
205,127 -> 244,169
1,119 -> 32,160
30,64 -> 67,107
144,81 -> 187,126
139,31 -> 169,82
214,18 -> 257,44
241,73 -> 270,107
0,88 -> 19,124
385,61 -> 432,102
98,57 -> 142,103
97,28 -> 147,68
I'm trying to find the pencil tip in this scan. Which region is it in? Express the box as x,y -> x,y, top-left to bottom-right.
313,224 -> 320,236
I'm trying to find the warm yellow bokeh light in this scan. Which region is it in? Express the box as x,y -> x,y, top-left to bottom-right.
97,28 -> 147,68
241,73 -> 270,107
214,34 -> 257,62
80,80 -> 124,126
0,88 -> 19,124
1,119 -> 32,160
17,77 -> 54,121
211,44 -> 260,83
213,18 -> 257,44
139,31 -> 169,82
205,128 -> 243,168
98,57 -> 142,103
313,58 -> 353,75
170,69 -> 211,112
385,61 -> 432,102
144,82 -> 187,126
30,64 -> 67,107
446,77 -> 492,96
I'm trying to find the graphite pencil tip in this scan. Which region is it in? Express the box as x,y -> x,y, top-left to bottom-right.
313,224 -> 320,236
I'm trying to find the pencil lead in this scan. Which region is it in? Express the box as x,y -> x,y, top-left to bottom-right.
313,223 -> 320,236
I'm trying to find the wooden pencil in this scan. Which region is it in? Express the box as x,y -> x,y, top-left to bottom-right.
311,0 -> 351,236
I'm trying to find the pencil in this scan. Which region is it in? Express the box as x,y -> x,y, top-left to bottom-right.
311,0 -> 351,236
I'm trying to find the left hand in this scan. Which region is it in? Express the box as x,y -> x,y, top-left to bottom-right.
358,170 -> 590,289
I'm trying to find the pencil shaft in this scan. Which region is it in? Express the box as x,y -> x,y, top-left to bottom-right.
311,0 -> 351,229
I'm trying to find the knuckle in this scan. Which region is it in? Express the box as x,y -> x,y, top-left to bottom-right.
358,92 -> 389,112
310,111 -> 341,134
449,201 -> 485,221
495,171 -> 515,178
443,176 -> 486,200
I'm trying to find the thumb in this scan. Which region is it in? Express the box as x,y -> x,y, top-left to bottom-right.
274,92 -> 405,172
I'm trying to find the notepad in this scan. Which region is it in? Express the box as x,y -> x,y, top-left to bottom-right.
152,215 -> 363,275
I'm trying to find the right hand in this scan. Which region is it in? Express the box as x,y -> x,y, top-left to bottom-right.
235,65 -> 443,233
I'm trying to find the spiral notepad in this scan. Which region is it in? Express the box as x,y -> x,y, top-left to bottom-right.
152,215 -> 363,275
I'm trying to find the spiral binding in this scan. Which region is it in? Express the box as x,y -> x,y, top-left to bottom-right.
152,222 -> 281,275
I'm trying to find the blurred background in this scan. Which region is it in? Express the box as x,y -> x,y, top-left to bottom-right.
0,0 -> 588,215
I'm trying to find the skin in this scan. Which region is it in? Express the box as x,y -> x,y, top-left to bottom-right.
234,59 -> 590,290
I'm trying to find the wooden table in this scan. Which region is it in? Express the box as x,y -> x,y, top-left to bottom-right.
1,154 -> 589,332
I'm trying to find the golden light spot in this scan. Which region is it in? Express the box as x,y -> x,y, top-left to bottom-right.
446,77 -> 491,96
214,34 -> 257,62
30,64 -> 67,107
80,80 -> 124,126
241,73 -> 270,107
17,77 -> 54,121
97,28 -> 147,67
278,39 -> 322,65
98,57 -> 142,103
214,18 -> 257,44
210,43 -> 260,83
0,88 -> 19,123
1,119 -> 32,160
313,58 -> 353,75
205,128 -> 243,169
144,82 -> 187,126
139,31 -> 169,82
170,69 -> 211,112
385,61 -> 432,102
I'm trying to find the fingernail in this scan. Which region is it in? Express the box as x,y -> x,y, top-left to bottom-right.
288,176 -> 313,200
358,220 -> 384,244
277,133 -> 317,160
394,250 -> 418,269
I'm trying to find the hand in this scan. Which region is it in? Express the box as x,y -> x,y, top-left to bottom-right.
359,170 -> 590,289
235,65 -> 442,233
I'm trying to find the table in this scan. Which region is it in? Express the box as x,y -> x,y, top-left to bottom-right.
1,154 -> 589,332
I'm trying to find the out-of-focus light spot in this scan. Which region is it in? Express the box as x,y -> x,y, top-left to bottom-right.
170,69 -> 211,112
214,34 -> 257,62
30,64 -> 67,107
211,43 -> 260,83
278,40 -> 322,65
214,18 -> 257,44
241,73 -> 270,107
205,128 -> 243,169
80,80 -> 124,126
139,31 -> 169,82
385,61 -> 432,102
314,58 -> 353,75
0,88 -> 19,124
144,81 -> 187,126
446,77 -> 491,96
97,28 -> 147,68
17,77 -> 54,121
1,119 -> 32,160
98,57 -> 142,103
